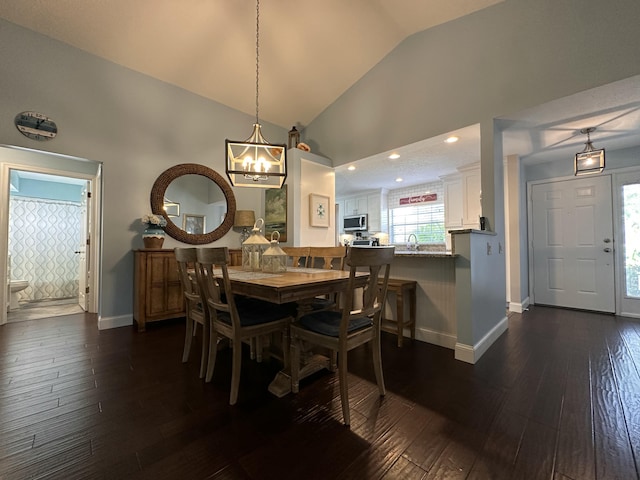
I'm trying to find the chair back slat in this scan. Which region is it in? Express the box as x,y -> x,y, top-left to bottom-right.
174,247 -> 200,303
195,247 -> 242,332
342,246 -> 395,336
308,246 -> 347,270
282,246 -> 310,268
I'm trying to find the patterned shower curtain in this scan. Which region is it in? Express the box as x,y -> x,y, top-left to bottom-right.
9,197 -> 81,303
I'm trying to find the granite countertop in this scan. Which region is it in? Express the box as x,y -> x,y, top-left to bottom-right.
393,250 -> 456,258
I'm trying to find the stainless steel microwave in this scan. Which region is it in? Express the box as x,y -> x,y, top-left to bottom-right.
343,214 -> 367,231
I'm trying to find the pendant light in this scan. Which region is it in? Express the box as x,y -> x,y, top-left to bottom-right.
574,127 -> 605,176
225,0 -> 287,189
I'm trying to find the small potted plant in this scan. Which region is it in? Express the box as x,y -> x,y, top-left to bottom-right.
141,213 -> 167,249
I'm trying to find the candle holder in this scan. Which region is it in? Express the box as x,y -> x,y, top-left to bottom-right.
241,218 -> 270,271
262,231 -> 287,273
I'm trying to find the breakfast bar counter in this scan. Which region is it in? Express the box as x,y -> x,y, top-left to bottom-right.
385,250 -> 457,351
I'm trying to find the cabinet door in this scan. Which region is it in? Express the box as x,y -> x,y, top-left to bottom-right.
146,253 -> 182,317
367,194 -> 381,232
463,170 -> 481,227
344,196 -> 367,215
444,178 -> 463,228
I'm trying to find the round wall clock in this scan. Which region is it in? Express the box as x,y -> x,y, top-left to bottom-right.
14,111 -> 58,141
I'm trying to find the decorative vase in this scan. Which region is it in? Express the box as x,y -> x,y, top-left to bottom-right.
143,224 -> 165,249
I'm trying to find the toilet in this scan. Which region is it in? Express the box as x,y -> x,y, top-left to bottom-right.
9,280 -> 29,310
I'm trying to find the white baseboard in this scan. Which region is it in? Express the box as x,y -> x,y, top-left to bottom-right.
98,314 -> 133,330
416,327 -> 457,350
454,315 -> 509,364
509,297 -> 530,313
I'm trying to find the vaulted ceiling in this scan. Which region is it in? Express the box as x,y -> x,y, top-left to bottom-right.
2,1 -> 639,196
0,0 -> 503,128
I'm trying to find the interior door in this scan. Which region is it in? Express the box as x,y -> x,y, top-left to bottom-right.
77,183 -> 90,311
531,175 -> 615,312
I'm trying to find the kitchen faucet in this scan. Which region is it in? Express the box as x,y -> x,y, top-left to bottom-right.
407,233 -> 418,251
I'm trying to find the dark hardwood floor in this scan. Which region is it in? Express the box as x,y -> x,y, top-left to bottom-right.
1,306 -> 639,479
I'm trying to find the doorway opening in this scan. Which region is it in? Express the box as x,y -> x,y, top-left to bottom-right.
7,170 -> 89,322
0,145 -> 102,326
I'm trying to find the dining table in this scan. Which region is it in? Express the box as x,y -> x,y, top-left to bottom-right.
223,266 -> 369,397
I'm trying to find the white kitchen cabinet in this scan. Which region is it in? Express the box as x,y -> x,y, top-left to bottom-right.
366,191 -> 388,233
337,189 -> 388,234
344,196 -> 368,216
462,167 -> 481,226
442,163 -> 480,250
444,178 -> 463,228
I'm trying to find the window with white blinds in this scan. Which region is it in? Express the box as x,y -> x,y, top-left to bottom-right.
390,203 -> 445,244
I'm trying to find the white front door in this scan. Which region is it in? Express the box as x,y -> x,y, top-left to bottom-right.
531,175 -> 615,312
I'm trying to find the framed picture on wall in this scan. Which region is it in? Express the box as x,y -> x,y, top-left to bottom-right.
265,185 -> 287,242
309,193 -> 330,227
183,214 -> 205,235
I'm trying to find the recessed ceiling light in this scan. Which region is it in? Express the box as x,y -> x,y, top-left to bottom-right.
347,165 -> 356,171
445,136 -> 459,144
389,153 -> 400,159
395,177 -> 403,183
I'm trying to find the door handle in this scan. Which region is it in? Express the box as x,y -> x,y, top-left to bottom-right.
603,247 -> 611,253
603,238 -> 611,243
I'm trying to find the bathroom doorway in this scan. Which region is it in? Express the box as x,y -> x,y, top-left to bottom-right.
7,170 -> 89,322
0,145 -> 102,325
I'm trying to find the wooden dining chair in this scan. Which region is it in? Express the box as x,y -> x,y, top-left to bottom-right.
194,247 -> 295,405
289,246 -> 395,426
308,246 -> 347,270
307,246 -> 348,311
174,247 -> 209,379
281,246 -> 310,268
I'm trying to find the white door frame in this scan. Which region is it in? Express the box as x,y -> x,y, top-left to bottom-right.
612,165 -> 640,318
0,147 -> 102,326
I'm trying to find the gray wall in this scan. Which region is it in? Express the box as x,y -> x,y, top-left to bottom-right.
0,19 -> 287,321
2,0 -> 639,331
305,0 -> 640,167
303,0 -> 640,350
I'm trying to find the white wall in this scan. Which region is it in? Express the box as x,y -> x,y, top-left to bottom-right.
298,159 -> 335,246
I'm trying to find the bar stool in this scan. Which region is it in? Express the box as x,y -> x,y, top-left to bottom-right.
379,278 -> 417,347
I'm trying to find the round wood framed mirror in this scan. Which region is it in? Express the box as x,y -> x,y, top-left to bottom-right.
150,163 -> 236,244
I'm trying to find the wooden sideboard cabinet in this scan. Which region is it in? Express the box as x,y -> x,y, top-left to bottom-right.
134,249 -> 185,332
228,248 -> 242,266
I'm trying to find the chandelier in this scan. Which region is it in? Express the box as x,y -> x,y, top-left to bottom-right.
574,127 -> 605,176
225,0 -> 287,189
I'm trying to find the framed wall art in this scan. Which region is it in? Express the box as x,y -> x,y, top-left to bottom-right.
265,185 -> 287,242
183,214 -> 205,235
309,193 -> 330,227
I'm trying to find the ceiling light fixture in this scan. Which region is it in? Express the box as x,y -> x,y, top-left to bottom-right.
347,165 -> 356,171
574,127 -> 605,176
445,136 -> 459,144
225,0 -> 286,189
395,177 -> 403,183
389,153 -> 400,159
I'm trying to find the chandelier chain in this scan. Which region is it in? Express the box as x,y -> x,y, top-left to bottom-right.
255,0 -> 260,125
